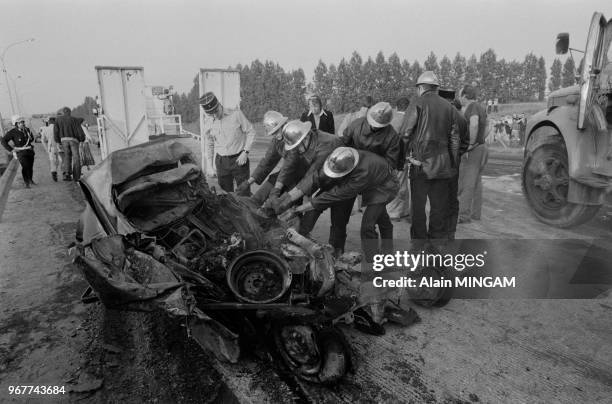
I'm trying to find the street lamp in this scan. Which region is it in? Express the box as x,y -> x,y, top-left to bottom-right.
0,38 -> 35,116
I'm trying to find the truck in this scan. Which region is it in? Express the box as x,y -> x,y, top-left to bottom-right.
523,12 -> 612,227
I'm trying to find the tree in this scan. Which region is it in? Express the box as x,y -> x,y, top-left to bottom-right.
479,49 -> 498,100
521,53 -> 540,101
439,55 -> 452,88
373,51 -> 389,102
536,56 -> 547,101
72,96 -> 98,125
451,53 -> 466,90
562,57 -> 576,87
313,60 -> 332,104
348,51 -> 364,109
423,51 -> 439,75
549,58 -> 562,92
387,53 -> 404,102
465,54 -> 479,88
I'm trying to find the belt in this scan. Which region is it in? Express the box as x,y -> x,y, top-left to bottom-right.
216,152 -> 242,159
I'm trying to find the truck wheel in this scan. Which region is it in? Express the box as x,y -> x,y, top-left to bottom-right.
522,129 -> 600,228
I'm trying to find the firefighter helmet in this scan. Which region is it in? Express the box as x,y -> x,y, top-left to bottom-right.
323,147 -> 359,178
263,111 -> 289,136
282,120 -> 312,151
11,115 -> 25,125
416,71 -> 440,86
366,102 -> 393,128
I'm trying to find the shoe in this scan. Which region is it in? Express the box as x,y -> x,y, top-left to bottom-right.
332,247 -> 344,259
29,180 -> 36,185
51,172 -> 57,182
25,183 -> 31,189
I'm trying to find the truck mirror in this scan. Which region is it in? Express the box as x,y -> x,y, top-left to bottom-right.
556,33 -> 569,55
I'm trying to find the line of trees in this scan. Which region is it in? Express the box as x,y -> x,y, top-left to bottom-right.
73,48 -> 564,124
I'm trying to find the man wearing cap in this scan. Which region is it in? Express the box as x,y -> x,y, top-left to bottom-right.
200,91 -> 256,196
40,117 -> 62,182
292,147 -> 398,262
2,115 -> 36,188
400,71 -> 459,240
236,110 -> 289,204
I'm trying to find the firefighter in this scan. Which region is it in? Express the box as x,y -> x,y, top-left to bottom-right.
290,147 -> 398,262
1,115 -> 36,188
236,110 -> 289,204
400,71 -> 459,240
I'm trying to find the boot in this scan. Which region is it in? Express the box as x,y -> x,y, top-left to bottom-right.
51,172 -> 57,182
332,247 -> 344,259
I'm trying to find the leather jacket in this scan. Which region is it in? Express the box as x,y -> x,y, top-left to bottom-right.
401,91 -> 459,179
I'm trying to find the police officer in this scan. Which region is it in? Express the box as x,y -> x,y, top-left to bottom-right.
400,71 -> 459,239
1,115 -> 36,188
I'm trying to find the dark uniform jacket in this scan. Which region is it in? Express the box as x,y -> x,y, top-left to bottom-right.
341,116 -> 401,169
277,130 -> 342,196
2,127 -> 35,157
311,150 -> 399,210
454,108 -> 470,158
401,91 -> 459,179
54,115 -> 86,143
251,136 -> 286,185
300,109 -> 335,134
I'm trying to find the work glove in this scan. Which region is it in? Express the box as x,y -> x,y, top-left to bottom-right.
236,151 -> 248,166
269,187 -> 281,199
236,180 -> 251,195
275,193 -> 293,215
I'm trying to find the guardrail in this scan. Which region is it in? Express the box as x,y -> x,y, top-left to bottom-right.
0,159 -> 19,222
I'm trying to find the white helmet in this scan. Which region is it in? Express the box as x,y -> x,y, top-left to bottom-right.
11,115 -> 25,125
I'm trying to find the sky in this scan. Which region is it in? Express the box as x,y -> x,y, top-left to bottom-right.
0,0 -> 610,116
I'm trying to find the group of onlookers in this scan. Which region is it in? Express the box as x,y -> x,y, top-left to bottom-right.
1,106 -> 95,187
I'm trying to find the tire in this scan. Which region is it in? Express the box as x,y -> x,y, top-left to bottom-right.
273,324 -> 350,384
522,127 -> 601,228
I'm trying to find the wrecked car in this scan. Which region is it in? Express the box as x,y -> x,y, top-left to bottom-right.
73,138 -> 448,384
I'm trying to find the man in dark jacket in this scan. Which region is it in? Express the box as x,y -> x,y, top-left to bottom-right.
341,101 -> 401,169
300,95 -> 335,134
291,147 -> 398,262
1,115 -> 35,188
236,110 -> 289,204
400,71 -> 459,240
54,106 -> 86,181
439,89 -> 469,239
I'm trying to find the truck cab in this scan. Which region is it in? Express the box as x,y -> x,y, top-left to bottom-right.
523,12 -> 612,227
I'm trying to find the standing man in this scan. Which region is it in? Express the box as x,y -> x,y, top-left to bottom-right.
290,147 -> 398,263
40,117 -> 62,182
301,95 -> 335,134
1,115 -> 35,188
457,84 -> 489,223
387,97 -> 411,221
200,91 -> 256,196
439,89 -> 469,239
54,107 -> 86,181
236,110 -> 288,204
400,71 -> 459,240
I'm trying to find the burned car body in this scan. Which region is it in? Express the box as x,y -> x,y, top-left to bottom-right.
74,138 -> 447,384
74,139 -> 363,383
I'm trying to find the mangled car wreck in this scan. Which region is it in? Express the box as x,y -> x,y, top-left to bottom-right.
73,139 -> 447,384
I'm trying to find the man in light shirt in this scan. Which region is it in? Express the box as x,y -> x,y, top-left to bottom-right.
200,92 -> 256,196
